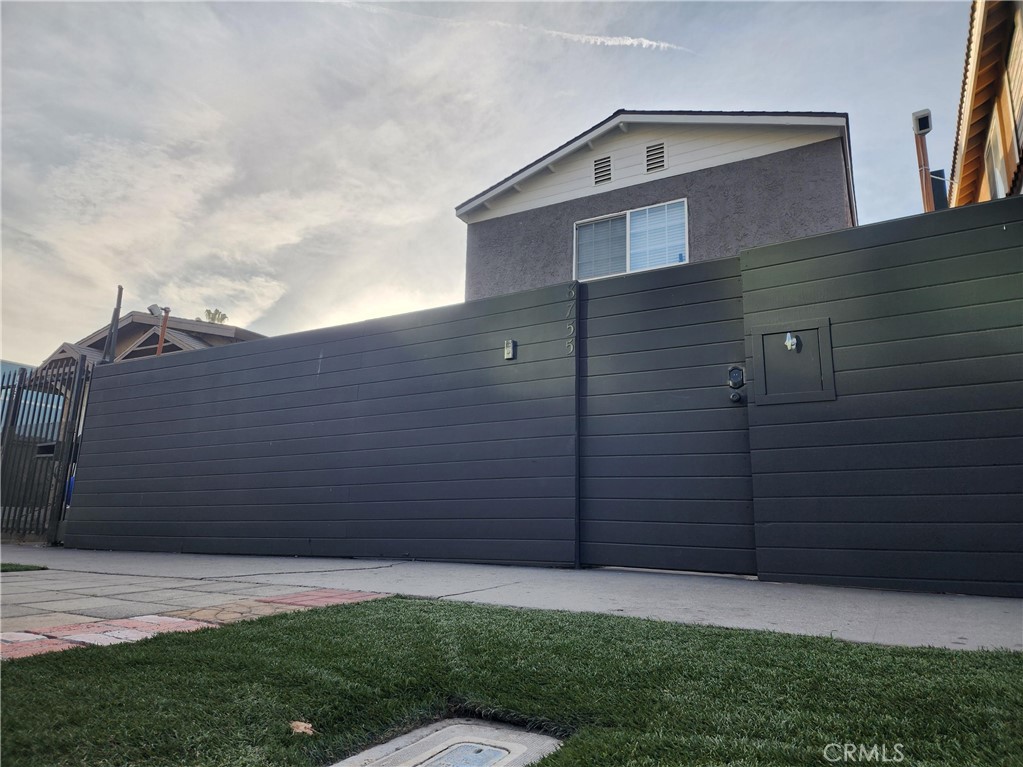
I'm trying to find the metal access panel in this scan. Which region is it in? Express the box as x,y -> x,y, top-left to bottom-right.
420,744 -> 508,766
751,318 -> 836,405
578,258 -> 756,575
740,196 -> 1023,598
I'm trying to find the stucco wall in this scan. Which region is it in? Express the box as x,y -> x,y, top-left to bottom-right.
465,137 -> 853,301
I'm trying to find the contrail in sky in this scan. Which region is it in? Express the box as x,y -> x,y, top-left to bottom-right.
504,22 -> 694,53
348,2 -> 694,54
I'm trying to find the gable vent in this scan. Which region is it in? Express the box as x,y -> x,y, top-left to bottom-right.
593,156 -> 612,185
646,143 -> 666,173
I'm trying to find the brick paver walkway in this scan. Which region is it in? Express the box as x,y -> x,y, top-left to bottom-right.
1,615 -> 214,659
164,598 -> 306,624
1,589 -> 390,660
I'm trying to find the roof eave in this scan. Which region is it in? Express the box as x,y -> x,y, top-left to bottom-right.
37,342 -> 103,370
76,311 -> 265,347
949,0 -> 1014,205
950,1 -> 985,204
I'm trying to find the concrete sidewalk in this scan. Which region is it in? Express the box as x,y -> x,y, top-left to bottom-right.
2,543 -> 1020,652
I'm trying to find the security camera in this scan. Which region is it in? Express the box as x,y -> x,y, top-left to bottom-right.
147,304 -> 162,316
912,109 -> 932,136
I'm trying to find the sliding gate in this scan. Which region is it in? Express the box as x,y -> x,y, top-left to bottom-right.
579,258 -> 756,574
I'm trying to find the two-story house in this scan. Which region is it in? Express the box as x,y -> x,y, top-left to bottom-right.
458,109 -> 857,300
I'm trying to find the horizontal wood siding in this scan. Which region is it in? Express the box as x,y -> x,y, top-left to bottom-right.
740,197 -> 1023,597
579,259 -> 755,573
67,284 -> 579,565
466,124 -> 840,223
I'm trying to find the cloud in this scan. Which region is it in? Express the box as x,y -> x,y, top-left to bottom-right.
1,2 -> 970,365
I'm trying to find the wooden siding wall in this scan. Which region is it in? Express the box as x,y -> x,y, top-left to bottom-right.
579,259 -> 755,573
740,197 -> 1023,598
67,285 -> 579,564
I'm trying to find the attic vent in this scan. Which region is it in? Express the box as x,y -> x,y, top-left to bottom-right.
594,156 -> 612,185
646,143 -> 666,172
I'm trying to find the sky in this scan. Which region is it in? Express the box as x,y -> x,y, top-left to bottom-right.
2,1 -> 972,365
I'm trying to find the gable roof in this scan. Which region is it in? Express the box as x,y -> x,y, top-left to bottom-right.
37,343 -> 105,370
75,311 -> 264,351
455,109 -> 856,222
116,326 -> 213,360
37,311 -> 265,369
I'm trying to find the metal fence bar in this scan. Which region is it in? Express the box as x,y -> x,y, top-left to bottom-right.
1,359 -> 93,541
20,371 -> 51,536
18,368 -> 51,536
48,358 -> 88,543
29,362 -> 67,536
0,368 -> 26,532
9,370 -> 47,536
1,368 -> 26,445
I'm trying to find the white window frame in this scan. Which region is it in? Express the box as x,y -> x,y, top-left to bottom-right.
572,197 -> 689,282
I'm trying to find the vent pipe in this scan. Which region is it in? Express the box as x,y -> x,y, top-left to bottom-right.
100,285 -> 123,364
155,307 -> 171,355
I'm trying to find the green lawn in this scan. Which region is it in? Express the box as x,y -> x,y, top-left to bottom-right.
0,562 -> 47,572
2,598 -> 1020,767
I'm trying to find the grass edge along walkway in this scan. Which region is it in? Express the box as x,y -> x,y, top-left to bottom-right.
0,563 -> 47,572
2,596 -> 1020,767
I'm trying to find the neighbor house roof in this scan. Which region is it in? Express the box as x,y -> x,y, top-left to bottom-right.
37,343 -> 106,371
74,311 -> 263,350
950,0 -> 1020,203
455,109 -> 856,222
115,326 -> 213,361
37,311 -> 265,369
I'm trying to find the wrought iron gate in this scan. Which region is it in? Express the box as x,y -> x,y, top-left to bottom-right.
1,358 -> 92,543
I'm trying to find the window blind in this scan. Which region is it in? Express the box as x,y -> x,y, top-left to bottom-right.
576,215 -> 627,279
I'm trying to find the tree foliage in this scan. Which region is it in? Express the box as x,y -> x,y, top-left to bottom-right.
196,308 -> 228,324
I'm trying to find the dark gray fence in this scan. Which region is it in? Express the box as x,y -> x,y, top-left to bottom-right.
67,198 -> 1022,597
69,285 -> 578,564
579,258 -> 755,573
741,197 -> 1022,597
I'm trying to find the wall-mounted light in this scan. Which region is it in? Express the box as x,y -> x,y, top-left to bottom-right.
503,340 -> 516,360
784,332 -> 801,352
